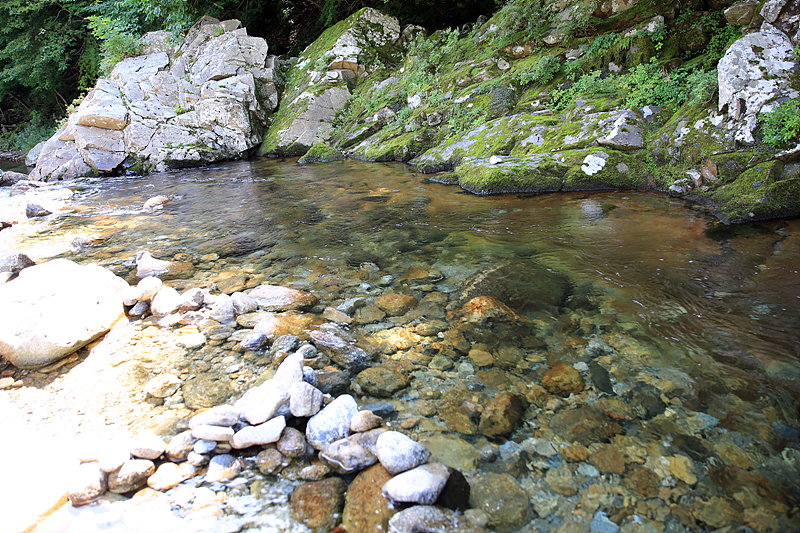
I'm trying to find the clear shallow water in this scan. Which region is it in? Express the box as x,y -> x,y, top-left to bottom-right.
23,157 -> 800,530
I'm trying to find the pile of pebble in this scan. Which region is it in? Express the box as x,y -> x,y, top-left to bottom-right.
67,350 -> 487,532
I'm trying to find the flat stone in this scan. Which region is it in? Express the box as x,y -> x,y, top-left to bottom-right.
144,374 -> 182,398
320,428 -> 386,473
191,424 -> 234,442
469,472 -> 530,532
235,381 -> 290,425
249,284 -> 318,311
183,372 -> 236,409
375,293 -> 418,316
383,463 -> 450,505
189,405 -> 241,428
231,416 -> 286,449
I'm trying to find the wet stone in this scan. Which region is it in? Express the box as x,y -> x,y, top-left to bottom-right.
183,372 -> 235,409
542,362 -> 585,396
590,444 -> 626,475
147,462 -> 197,491
469,472 -> 531,533
320,433 -> 379,474
356,364 -> 410,397
375,293 -> 418,316
291,477 -> 347,532
256,448 -> 291,475
289,381 -> 324,417
189,405 -> 240,428
388,505 -> 488,533
376,430 -> 431,474
548,405 -> 622,446
300,464 -> 331,481
478,392 -> 527,438
383,462 -> 450,505
350,409 -> 383,432
623,465 -> 661,498
342,463 -> 396,533
277,426 -> 307,458
545,464 -> 578,497
306,394 -> 358,450
144,374 -> 182,398
68,462 -> 107,506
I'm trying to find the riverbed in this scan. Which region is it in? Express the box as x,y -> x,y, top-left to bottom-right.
2,158 -> 799,532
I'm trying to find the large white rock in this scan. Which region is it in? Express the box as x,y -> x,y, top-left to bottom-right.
718,23 -> 799,143
0,259 -> 127,368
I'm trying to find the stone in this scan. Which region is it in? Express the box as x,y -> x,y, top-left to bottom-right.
350,410 -> 383,432
135,251 -> 194,280
668,454 -> 697,485
205,454 -> 241,483
289,381 -> 324,417
320,428 -> 386,473
718,24 -> 798,143
597,110 -> 643,150
277,427 -> 307,458
478,392 -> 527,438
150,285 -> 180,316
256,448 -> 292,475
144,374 -> 182,398
134,276 -> 163,301
309,323 -> 371,372
130,430 -> 166,460
0,252 -> 34,274
208,294 -> 236,323
176,332 -> 206,349
590,511 -> 620,533
291,477 -> 347,532
342,463 -> 396,532
0,259 -> 127,368
231,416 -> 286,449
300,464 -> 331,481
108,459 -> 155,493
590,444 -> 626,475
183,372 -> 236,409
421,434 -> 481,472
356,365 -> 410,397
461,296 -> 523,324
189,405 -> 241,428
249,284 -> 318,311
383,462 -> 450,505
147,462 -> 197,491
177,288 -> 205,310
192,424 -> 234,442
469,473 -> 530,532
545,464 -> 578,496
316,369 -> 351,396
725,1 -> 760,25
231,291 -> 257,315
165,430 -> 196,462
235,381 -> 290,425
375,293 -> 418,316
542,363 -> 585,396
25,203 -> 52,217
142,195 -> 170,211
68,462 -> 107,506
376,431 -> 431,475
306,394 -> 358,450
388,505 -> 488,533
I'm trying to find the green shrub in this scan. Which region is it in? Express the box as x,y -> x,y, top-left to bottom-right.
87,16 -> 142,75
0,111 -> 58,152
761,100 -> 800,147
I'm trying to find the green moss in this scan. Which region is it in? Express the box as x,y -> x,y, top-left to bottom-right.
297,142 -> 345,164
454,156 -> 567,195
710,161 -> 800,223
560,149 -> 650,191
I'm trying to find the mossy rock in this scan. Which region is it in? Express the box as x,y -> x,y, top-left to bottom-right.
454,155 -> 567,195
298,142 -> 346,164
708,161 -> 800,223
561,149 -> 650,191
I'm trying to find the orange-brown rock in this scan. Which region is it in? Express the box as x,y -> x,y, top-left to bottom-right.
342,464 -> 397,533
291,477 -> 347,532
590,444 -> 626,475
561,444 -> 589,463
375,293 -> 418,316
461,296 -> 522,324
542,363 -> 585,397
478,392 -> 528,439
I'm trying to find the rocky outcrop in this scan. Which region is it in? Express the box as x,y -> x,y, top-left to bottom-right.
257,8 -> 401,157
31,17 -> 280,181
0,259 -> 128,368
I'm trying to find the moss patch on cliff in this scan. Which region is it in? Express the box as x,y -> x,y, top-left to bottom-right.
297,142 -> 345,164
708,162 -> 800,223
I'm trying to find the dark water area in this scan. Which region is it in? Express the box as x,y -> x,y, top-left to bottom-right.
35,157 -> 800,530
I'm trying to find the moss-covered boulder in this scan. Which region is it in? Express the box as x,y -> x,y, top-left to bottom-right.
298,142 -> 346,164
257,8 -> 401,157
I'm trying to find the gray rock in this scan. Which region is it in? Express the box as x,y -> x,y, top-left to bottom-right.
0,252 -> 34,274
302,365 -> 318,387
208,294 -> 236,323
376,431 -> 431,474
129,430 -> 166,460
309,323 -> 372,372
187,451 -> 208,466
108,459 -> 155,493
241,331 -> 269,350
0,259 -> 127,368
289,381 -> 324,417
718,24 -> 798,143
189,405 -> 241,428
320,428 -> 386,473
597,110 -> 643,150
26,142 -> 44,167
231,416 -> 286,449
382,462 -> 450,505
68,463 -> 107,506
194,439 -> 218,454
388,505 -> 488,533
128,300 -> 150,316
235,381 -> 290,425
205,454 -> 241,483
270,334 -> 300,358
306,394 -> 359,450
25,203 -> 52,217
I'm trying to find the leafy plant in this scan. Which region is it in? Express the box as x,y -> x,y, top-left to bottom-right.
87,16 -> 142,75
0,111 -> 58,152
515,55 -> 561,87
761,100 -> 800,147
